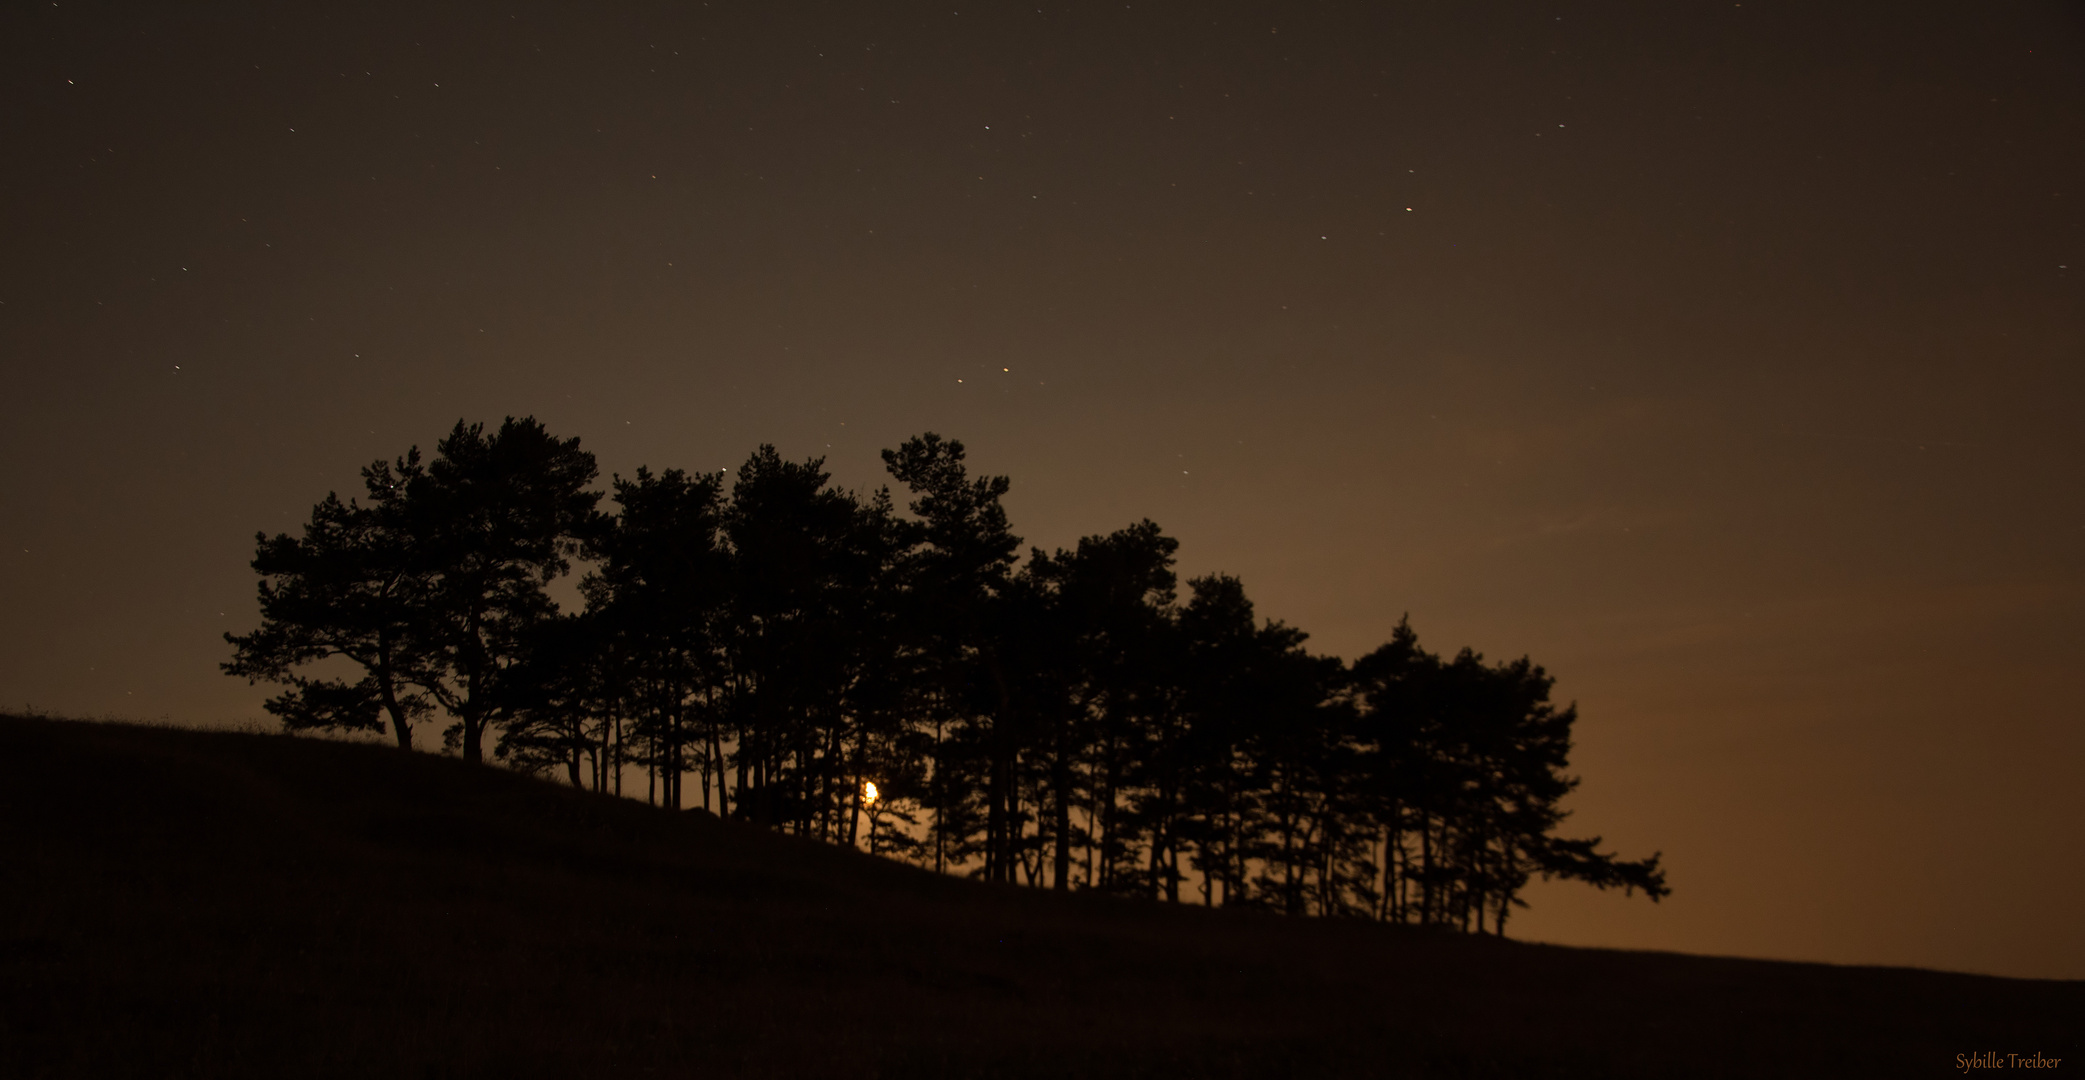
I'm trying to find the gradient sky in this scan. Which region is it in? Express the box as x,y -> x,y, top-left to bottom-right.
3,1 -> 2080,980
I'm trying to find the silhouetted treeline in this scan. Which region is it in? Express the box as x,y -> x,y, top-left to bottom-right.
227,417 -> 1667,933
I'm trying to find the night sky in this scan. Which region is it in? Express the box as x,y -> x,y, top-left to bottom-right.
3,1 -> 2080,980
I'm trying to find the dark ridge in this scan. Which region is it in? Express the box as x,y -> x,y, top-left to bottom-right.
0,713 -> 2072,1079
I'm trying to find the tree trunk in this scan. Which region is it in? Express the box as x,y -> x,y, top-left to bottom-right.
846,776 -> 862,847
931,717 -> 946,876
1495,836 -> 1515,936
1377,824 -> 1393,922
709,725 -> 728,817
985,743 -> 1003,882
462,609 -> 486,764
985,651 -> 1018,884
374,668 -> 414,751
667,703 -> 680,811
1419,816 -> 1435,924
1052,719 -> 1073,890
1147,818 -> 1166,901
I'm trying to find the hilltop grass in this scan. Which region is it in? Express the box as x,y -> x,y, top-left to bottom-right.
0,713 -> 2073,1078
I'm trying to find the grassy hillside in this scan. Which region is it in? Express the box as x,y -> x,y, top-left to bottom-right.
0,714 -> 2073,1078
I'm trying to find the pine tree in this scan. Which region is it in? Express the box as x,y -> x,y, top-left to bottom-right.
225,460 -> 437,748
880,434 -> 1021,880
385,418 -> 605,764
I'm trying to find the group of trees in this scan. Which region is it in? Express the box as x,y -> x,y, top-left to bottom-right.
227,417 -> 1667,934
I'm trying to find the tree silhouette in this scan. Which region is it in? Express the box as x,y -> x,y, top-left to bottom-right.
1025,522 -> 1183,894
229,423 -> 1669,931
495,607 -> 617,788
382,418 -> 605,764
1351,627 -> 1669,932
496,465 -> 730,797
720,446 -> 894,831
224,474 -> 437,748
229,417 -> 602,764
583,465 -> 730,809
879,434 -> 1022,881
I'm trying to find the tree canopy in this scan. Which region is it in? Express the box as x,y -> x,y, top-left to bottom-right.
228,418 -> 1667,932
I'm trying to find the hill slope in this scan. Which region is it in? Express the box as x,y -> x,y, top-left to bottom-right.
0,714 -> 2073,1079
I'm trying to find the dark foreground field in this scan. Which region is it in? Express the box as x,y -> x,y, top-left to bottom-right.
0,715 -> 2073,1078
